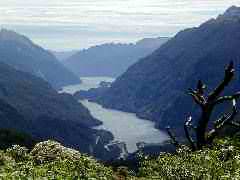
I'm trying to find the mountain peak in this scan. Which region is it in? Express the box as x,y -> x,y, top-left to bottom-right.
136,37 -> 169,49
0,29 -> 32,46
218,6 -> 240,20
224,6 -> 240,15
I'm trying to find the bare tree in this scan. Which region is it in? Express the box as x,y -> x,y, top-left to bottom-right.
167,62 -> 240,150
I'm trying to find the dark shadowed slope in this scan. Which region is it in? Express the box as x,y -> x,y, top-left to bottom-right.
0,62 -> 116,159
0,98 -> 27,131
98,6 -> 240,132
0,62 -> 98,127
64,37 -> 169,77
0,29 -> 80,89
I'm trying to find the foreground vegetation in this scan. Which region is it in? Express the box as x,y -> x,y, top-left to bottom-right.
0,140 -> 114,179
0,136 -> 239,179
138,136 -> 240,179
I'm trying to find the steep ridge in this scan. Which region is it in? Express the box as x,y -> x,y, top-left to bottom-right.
0,29 -> 80,89
0,98 -> 27,131
97,6 -> 240,132
64,37 -> 169,77
0,62 -> 116,160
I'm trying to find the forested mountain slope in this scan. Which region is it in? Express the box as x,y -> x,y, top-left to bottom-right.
98,6 -> 240,131
64,37 -> 169,77
0,62 -> 114,159
0,29 -> 80,89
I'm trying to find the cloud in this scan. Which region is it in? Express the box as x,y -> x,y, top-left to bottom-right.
0,0 -> 239,50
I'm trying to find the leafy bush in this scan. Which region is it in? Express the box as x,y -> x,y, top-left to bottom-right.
137,137 -> 240,180
0,138 -> 240,179
0,140 -> 115,179
6,145 -> 28,162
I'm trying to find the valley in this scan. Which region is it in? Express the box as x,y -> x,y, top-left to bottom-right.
61,77 -> 168,153
0,3 -> 240,179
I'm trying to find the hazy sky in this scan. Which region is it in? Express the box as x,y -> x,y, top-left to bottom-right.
0,0 -> 240,50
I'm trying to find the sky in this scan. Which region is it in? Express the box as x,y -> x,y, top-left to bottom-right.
0,0 -> 240,51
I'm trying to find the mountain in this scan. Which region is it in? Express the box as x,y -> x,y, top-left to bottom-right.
51,50 -> 78,61
63,37 -> 169,77
96,6 -> 240,133
0,62 -> 119,160
0,29 -> 80,89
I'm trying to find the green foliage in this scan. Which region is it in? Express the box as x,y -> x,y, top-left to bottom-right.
137,138 -> 240,179
1,138 -> 240,179
0,140 -> 115,179
6,145 -> 28,162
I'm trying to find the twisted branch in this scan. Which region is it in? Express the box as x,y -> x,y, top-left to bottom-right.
184,116 -> 196,150
166,61 -> 239,151
213,92 -> 240,105
208,61 -> 234,102
207,99 -> 238,143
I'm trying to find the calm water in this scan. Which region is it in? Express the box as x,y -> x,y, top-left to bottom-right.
61,77 -> 168,153
60,76 -> 115,94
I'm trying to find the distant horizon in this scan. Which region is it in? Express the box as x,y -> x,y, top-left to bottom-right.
0,25 -> 172,52
1,1 -> 240,51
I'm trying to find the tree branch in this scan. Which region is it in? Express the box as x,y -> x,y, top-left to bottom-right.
166,126 -> 179,147
213,92 -> 240,105
207,99 -> 237,143
184,116 -> 196,151
217,99 -> 237,127
208,61 -> 235,102
227,121 -> 240,128
188,89 -> 205,107
214,113 -> 228,128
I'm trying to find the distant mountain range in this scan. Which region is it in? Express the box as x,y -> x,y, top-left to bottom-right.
0,29 -> 80,89
51,50 -> 78,61
0,62 -> 118,160
63,37 -> 169,77
96,6 -> 240,133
